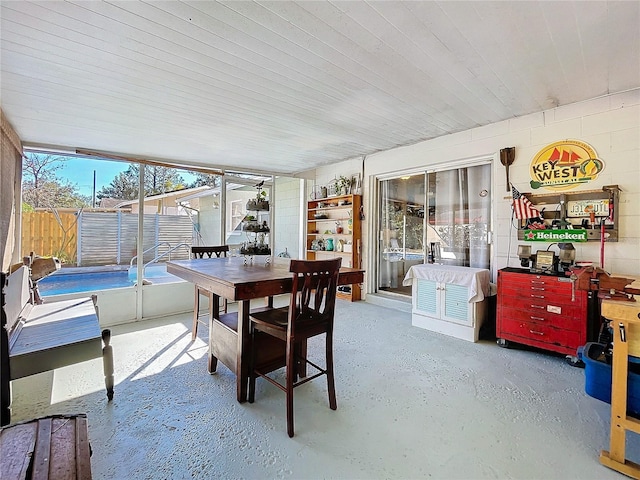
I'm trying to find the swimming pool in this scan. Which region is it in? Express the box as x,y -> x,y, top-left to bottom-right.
38,264 -> 182,297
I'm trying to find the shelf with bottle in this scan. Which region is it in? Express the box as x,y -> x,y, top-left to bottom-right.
308,237 -> 352,254
307,193 -> 362,301
309,219 -> 351,237
309,203 -> 353,212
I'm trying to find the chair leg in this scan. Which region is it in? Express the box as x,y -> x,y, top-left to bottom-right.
192,286 -> 200,341
325,331 -> 337,410
286,340 -> 295,437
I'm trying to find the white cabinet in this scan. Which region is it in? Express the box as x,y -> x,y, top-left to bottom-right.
403,265 -> 490,343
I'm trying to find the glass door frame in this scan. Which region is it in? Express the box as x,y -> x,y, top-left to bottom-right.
370,156 -> 494,298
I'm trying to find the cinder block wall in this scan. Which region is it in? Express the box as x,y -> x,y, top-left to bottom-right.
274,177 -> 302,259
309,89 -> 640,282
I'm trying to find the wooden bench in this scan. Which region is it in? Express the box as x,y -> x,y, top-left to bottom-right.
1,266 -> 114,427
1,413 -> 93,479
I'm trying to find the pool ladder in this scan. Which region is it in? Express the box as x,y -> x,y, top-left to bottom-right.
129,242 -> 191,278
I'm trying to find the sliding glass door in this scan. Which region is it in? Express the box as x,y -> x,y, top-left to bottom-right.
428,164 -> 491,269
378,174 -> 426,294
377,163 -> 491,296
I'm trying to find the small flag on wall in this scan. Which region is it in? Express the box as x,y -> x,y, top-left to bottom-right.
512,186 -> 540,220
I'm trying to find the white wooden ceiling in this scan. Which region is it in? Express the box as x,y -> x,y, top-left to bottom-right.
2,1 -> 639,175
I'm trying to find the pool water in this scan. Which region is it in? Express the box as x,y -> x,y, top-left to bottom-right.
38,265 -> 181,296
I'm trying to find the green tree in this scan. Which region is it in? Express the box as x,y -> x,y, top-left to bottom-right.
96,166 -> 139,200
22,153 -> 90,208
97,164 -> 187,200
190,172 -> 221,188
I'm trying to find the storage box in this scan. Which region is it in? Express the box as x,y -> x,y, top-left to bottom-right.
581,342 -> 640,416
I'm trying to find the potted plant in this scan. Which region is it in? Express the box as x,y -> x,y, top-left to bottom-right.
335,176 -> 352,196
246,190 -> 269,211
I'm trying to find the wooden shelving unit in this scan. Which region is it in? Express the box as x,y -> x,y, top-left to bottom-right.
307,194 -> 362,301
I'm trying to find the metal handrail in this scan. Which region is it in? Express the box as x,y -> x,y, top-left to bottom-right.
129,241 -> 172,269
142,242 -> 191,269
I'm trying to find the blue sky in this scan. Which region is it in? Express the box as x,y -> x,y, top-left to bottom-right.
59,158 -> 128,197
57,157 -> 196,197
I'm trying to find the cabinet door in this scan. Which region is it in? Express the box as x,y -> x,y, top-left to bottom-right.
442,283 -> 472,325
415,279 -> 438,316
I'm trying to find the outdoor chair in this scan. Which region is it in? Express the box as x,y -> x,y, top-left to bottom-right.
191,245 -> 229,341
248,258 -> 342,437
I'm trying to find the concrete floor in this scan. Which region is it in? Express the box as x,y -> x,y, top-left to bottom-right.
9,299 -> 638,479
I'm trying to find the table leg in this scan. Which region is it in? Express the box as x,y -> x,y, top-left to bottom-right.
236,300 -> 251,402
207,293 -> 221,374
605,323 -> 631,463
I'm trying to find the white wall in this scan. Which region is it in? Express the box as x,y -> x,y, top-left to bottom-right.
308,89 -> 640,285
273,177 -> 302,259
312,157 -> 364,195
197,195 -> 221,245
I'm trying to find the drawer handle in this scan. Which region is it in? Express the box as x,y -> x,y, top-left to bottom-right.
529,330 -> 545,336
530,294 -> 545,299
530,304 -> 545,309
530,316 -> 545,321
531,287 -> 545,291
531,281 -> 545,285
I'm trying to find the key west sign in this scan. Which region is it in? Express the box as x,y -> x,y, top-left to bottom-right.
529,140 -> 604,191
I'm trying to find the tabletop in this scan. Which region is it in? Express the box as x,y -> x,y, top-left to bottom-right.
167,256 -> 364,300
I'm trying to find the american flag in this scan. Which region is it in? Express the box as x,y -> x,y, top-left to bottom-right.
512,186 -> 540,220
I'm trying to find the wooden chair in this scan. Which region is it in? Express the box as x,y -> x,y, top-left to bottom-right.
191,245 -> 229,341
248,258 -> 342,437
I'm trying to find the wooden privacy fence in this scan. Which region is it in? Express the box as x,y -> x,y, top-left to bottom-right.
21,211 -> 78,263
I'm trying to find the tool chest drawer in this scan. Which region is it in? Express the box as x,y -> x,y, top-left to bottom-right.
499,272 -> 576,298
496,268 -> 588,356
499,304 -> 584,332
498,318 -> 582,350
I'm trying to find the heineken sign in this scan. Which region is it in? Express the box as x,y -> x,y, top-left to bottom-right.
523,229 -> 588,242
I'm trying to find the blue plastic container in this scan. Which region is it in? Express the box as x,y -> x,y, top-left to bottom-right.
581,342 -> 640,416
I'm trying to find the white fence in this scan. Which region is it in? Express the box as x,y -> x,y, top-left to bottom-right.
76,211 -> 194,266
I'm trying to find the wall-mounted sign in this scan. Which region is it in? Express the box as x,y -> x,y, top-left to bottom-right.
523,229 -> 588,242
529,140 -> 604,191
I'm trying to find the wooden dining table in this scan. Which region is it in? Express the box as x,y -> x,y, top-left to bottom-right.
166,256 -> 364,403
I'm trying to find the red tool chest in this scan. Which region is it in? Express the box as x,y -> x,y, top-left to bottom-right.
496,267 -> 589,356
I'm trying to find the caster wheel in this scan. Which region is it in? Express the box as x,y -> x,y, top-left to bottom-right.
497,338 -> 510,348
565,355 -> 585,368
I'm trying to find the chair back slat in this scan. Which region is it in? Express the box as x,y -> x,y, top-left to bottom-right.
191,245 -> 229,259
289,258 -> 341,337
